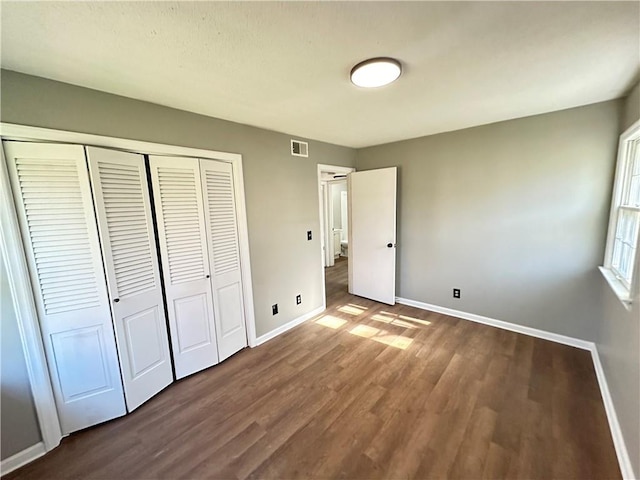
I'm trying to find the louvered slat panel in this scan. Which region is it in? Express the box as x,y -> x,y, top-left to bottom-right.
35,247 -> 92,259
205,170 -> 240,275
97,161 -> 156,298
112,262 -> 153,277
15,157 -> 101,315
37,268 -> 95,279
112,249 -> 154,262
167,240 -> 203,250
160,229 -> 197,241
157,167 -> 206,284
107,223 -> 148,233
32,241 -> 89,251
109,238 -> 149,250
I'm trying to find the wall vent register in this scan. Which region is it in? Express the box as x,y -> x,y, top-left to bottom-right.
291,139 -> 309,158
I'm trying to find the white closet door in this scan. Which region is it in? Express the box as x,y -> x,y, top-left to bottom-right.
200,159 -> 248,361
3,141 -> 126,434
148,155 -> 219,379
86,147 -> 173,411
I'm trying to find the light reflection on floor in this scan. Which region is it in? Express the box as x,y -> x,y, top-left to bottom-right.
381,311 -> 432,327
314,305 -> 432,350
337,303 -> 368,315
349,324 -> 414,350
315,315 -> 347,329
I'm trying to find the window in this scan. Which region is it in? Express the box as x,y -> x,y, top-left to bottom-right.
602,120 -> 640,305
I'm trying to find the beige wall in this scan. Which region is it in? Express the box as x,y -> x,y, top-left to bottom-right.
357,100 -> 621,341
1,252 -> 41,460
596,81 -> 640,478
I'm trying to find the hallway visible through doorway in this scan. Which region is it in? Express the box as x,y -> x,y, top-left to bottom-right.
325,256 -> 348,305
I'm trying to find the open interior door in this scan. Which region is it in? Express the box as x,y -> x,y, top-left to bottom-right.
348,167 -> 397,305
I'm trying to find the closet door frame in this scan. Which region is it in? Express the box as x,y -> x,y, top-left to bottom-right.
0,122 -> 257,455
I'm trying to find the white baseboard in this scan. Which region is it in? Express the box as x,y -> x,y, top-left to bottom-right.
253,304 -> 325,347
590,347 -> 635,480
0,442 -> 46,475
395,297 -> 593,350
396,296 -> 635,479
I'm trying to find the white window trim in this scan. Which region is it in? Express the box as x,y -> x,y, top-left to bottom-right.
601,118 -> 640,309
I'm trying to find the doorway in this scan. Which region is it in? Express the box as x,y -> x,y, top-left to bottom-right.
317,164 -> 355,306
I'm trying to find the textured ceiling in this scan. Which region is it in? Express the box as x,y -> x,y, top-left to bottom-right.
1,1 -> 638,148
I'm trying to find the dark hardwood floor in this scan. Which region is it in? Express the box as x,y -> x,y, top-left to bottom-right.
6,255 -> 620,479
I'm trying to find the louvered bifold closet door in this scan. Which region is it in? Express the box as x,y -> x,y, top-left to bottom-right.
3,141 -> 126,434
200,159 -> 248,361
148,155 -> 219,379
86,147 -> 173,411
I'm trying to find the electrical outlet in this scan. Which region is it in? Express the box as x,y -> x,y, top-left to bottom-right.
307,230 -> 312,241
453,288 -> 461,299
272,304 -> 278,315
296,294 -> 302,305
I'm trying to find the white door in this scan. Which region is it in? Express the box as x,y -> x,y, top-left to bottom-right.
86,147 -> 173,411
200,159 -> 247,361
148,155 -> 219,379
3,141 -> 126,434
348,167 -> 397,305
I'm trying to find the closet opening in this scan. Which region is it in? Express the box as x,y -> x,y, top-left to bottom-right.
1,123 -> 257,452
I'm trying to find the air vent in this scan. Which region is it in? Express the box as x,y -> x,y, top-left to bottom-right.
291,139 -> 309,158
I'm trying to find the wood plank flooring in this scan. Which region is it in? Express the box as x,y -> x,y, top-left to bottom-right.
6,256 -> 620,479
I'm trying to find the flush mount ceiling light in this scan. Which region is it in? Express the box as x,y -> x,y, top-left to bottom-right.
350,57 -> 402,88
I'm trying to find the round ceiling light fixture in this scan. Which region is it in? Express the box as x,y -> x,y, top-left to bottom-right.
350,57 -> 402,88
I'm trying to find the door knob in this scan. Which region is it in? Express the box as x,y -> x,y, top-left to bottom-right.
206,274 -> 210,278
114,298 -> 120,303
387,243 -> 394,248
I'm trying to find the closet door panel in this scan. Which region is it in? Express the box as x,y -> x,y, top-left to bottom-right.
86,147 -> 173,411
149,155 -> 218,379
3,141 -> 126,434
122,306 -> 165,375
200,159 -> 248,361
173,291 -> 214,352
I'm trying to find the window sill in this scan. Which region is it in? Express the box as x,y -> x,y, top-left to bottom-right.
599,267 -> 633,311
